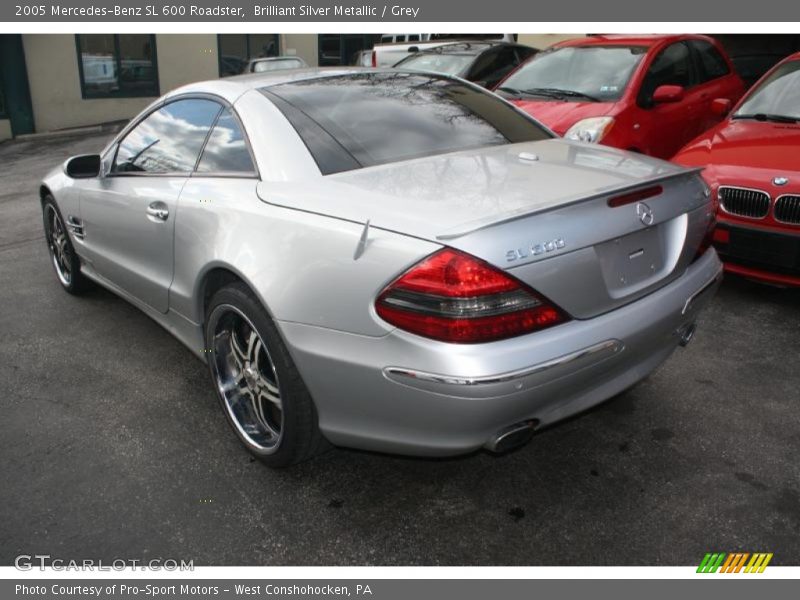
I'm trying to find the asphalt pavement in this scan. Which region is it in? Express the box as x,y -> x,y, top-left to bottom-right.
0,131 -> 798,566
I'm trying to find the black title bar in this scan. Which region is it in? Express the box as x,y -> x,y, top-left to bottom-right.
4,0 -> 800,22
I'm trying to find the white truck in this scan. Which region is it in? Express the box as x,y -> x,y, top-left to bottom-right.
371,34 -> 517,67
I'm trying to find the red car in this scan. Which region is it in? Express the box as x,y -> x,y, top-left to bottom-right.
673,52 -> 800,287
494,34 -> 745,159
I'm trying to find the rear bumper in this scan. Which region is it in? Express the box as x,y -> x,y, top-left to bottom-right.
723,262 -> 800,287
278,250 -> 723,456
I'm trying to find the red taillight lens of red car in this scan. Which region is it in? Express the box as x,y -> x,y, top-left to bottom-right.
375,248 -> 569,344
371,50 -> 377,67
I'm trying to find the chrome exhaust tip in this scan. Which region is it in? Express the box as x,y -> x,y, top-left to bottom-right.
678,322 -> 697,347
485,420 -> 538,454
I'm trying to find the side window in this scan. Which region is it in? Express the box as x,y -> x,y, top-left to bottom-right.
196,108 -> 256,174
692,40 -> 730,83
474,47 -> 522,87
515,46 -> 538,64
639,42 -> 694,106
113,99 -> 221,173
468,49 -> 501,81
500,46 -> 524,69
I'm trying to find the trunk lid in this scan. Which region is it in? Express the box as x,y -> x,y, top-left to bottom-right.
257,138 -> 711,318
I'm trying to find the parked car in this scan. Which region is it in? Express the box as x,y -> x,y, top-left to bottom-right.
394,42 -> 538,88
372,34 -> 516,67
495,35 -> 746,159
40,69 -> 721,467
243,56 -> 308,73
219,55 -> 247,77
673,52 -> 800,286
350,49 -> 373,67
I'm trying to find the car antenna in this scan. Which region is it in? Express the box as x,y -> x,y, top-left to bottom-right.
353,219 -> 371,260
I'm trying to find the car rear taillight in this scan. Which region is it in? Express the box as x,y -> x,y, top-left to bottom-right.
371,50 -> 377,67
375,248 -> 568,343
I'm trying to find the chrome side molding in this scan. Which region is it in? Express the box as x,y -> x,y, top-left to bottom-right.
384,339 -> 624,387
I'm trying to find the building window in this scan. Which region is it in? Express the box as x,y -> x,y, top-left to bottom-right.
318,35 -> 380,67
218,34 -> 280,77
75,34 -> 159,99
0,83 -> 7,118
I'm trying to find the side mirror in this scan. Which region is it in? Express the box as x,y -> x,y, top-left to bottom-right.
652,84 -> 685,104
65,154 -> 102,179
711,98 -> 732,116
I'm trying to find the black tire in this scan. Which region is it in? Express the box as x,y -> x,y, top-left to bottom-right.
204,282 -> 329,467
42,195 -> 91,294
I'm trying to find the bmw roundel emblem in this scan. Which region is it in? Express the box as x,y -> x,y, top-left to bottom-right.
773,176 -> 789,186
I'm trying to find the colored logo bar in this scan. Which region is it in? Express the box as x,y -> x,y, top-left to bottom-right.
697,552 -> 773,573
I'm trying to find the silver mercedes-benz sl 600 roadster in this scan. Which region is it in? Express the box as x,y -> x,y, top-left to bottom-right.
40,69 -> 722,466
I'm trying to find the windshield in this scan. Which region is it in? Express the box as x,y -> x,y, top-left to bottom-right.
264,72 -> 552,175
501,45 -> 647,102
253,58 -> 304,73
395,52 -> 477,75
734,59 -> 800,120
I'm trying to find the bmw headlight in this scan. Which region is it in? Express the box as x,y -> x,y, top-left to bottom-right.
564,117 -> 615,143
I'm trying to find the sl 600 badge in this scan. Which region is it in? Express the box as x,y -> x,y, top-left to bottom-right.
506,238 -> 566,262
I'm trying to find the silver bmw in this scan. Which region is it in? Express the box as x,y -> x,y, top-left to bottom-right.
40,69 -> 722,467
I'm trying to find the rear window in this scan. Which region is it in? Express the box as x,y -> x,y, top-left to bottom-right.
253,58 -> 304,73
395,52 -> 478,76
262,72 -> 551,175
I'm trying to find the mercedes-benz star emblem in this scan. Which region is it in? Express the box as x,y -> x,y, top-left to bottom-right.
773,177 -> 789,186
636,202 -> 654,227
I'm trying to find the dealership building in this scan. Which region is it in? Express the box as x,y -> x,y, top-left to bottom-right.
1,33 -> 799,142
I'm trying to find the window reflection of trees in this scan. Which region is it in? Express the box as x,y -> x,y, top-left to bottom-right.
270,73 -> 546,168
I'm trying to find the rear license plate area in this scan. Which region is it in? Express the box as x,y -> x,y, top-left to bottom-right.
596,224 -> 667,296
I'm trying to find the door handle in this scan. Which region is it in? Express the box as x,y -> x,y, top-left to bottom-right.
146,202 -> 169,222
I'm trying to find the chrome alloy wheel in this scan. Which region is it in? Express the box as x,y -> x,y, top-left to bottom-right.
208,304 -> 283,452
45,205 -> 72,286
